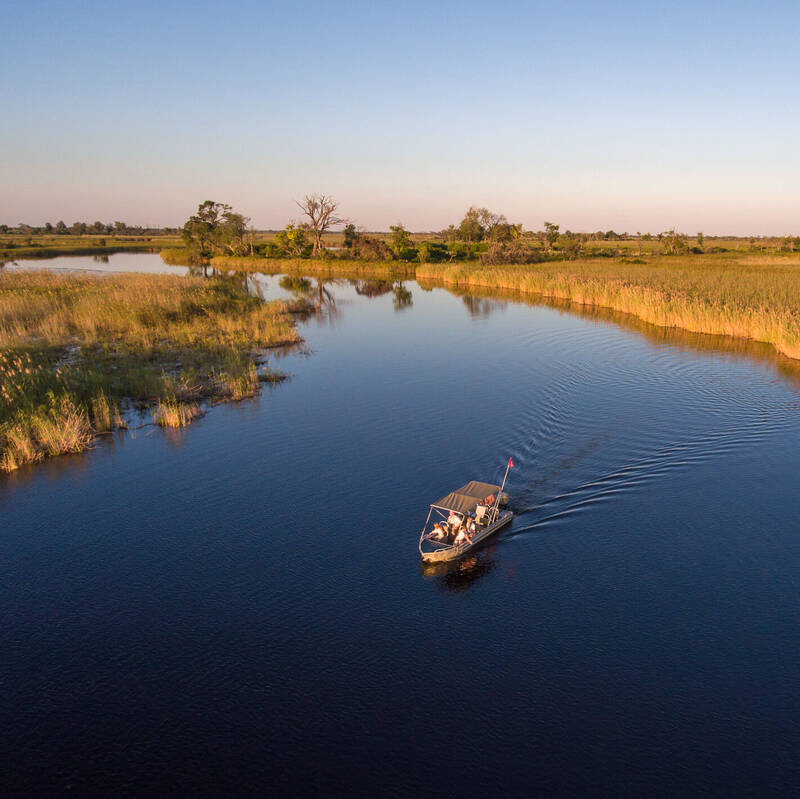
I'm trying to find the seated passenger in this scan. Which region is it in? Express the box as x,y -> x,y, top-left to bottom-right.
431,523 -> 446,540
447,511 -> 462,531
466,516 -> 477,536
475,505 -> 487,524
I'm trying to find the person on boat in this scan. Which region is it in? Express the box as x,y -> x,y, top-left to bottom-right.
431,523 -> 447,541
447,510 -> 462,531
466,515 -> 477,536
454,524 -> 473,547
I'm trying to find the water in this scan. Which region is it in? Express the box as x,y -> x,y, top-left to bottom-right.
3,255 -> 800,796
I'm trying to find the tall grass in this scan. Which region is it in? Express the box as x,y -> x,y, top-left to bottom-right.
417,254 -> 800,359
153,398 -> 204,428
207,256 -> 416,280
0,271 -> 301,471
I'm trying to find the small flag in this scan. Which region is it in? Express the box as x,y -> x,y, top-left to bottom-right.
508,457 -> 514,468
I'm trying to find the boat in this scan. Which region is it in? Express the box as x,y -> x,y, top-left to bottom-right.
419,460 -> 514,562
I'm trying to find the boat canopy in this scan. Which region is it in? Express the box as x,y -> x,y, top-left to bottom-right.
431,481 -> 501,515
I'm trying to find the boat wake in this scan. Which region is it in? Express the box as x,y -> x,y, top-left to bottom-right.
502,405 -> 795,540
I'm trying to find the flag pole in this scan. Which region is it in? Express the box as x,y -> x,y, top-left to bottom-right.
490,458 -> 513,523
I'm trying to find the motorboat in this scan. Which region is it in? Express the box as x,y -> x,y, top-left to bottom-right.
419,460 -> 514,561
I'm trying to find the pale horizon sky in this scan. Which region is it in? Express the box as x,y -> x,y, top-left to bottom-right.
2,0 -> 799,235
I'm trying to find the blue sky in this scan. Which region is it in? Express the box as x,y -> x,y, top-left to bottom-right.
2,0 -> 799,233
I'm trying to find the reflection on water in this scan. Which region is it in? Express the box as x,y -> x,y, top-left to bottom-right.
420,546 -> 497,592
461,293 -> 507,318
392,282 -> 413,311
353,279 -> 393,297
427,279 -> 800,387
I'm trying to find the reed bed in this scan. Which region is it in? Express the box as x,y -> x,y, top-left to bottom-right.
207,256 -> 416,280
417,255 -> 800,360
152,399 -> 204,428
0,271 -> 301,471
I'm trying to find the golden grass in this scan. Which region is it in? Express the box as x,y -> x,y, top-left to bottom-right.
208,256 -> 415,280
0,395 -> 94,472
417,253 -> 800,360
153,399 -> 204,428
0,271 -> 301,471
0,271 -> 299,351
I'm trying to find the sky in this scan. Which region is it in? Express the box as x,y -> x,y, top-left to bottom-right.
2,0 -> 799,234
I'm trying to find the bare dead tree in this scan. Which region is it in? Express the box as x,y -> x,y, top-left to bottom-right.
296,194 -> 346,256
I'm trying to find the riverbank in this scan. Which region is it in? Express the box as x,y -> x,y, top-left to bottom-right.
210,255 -> 416,280
192,250 -> 800,361
417,255 -> 800,360
0,271 -> 303,471
1,234 -> 181,261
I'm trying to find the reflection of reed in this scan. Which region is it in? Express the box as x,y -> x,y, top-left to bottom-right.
422,280 -> 800,388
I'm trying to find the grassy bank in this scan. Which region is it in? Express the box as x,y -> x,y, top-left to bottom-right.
417,255 -> 800,360
208,256 -> 416,280
0,271 -> 302,472
1,234 -> 182,261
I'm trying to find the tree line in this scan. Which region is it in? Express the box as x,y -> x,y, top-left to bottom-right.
1,221 -> 179,236
184,195 -> 800,264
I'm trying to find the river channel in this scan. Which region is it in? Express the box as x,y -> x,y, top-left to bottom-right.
3,254 -> 800,796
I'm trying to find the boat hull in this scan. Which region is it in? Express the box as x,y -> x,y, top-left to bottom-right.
421,510 -> 513,562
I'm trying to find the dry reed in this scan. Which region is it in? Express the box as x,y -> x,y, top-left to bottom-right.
417,254 -> 800,359
0,271 -> 300,471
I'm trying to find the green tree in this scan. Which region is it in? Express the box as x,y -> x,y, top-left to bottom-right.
182,201 -> 249,259
543,221 -> 560,249
389,224 -> 414,259
343,223 -> 357,248
55,220 -> 68,234
661,229 -> 688,255
71,221 -> 87,235
458,207 -> 485,250
274,224 -> 311,257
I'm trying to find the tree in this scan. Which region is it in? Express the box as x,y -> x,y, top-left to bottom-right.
296,194 -> 345,256
182,200 -> 249,259
44,222 -> 53,233
71,221 -> 87,235
389,224 -> 414,259
661,229 -> 687,255
458,207 -> 484,250
114,221 -> 127,234
543,221 -> 560,249
274,224 -> 311,257
90,220 -> 105,234
343,223 -> 357,248
55,220 -> 68,234
213,210 -> 248,255
696,231 -> 705,250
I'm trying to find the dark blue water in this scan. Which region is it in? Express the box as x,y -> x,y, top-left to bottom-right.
3,257 -> 800,796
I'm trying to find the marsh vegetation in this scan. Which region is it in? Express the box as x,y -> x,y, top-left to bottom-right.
0,271 -> 302,471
